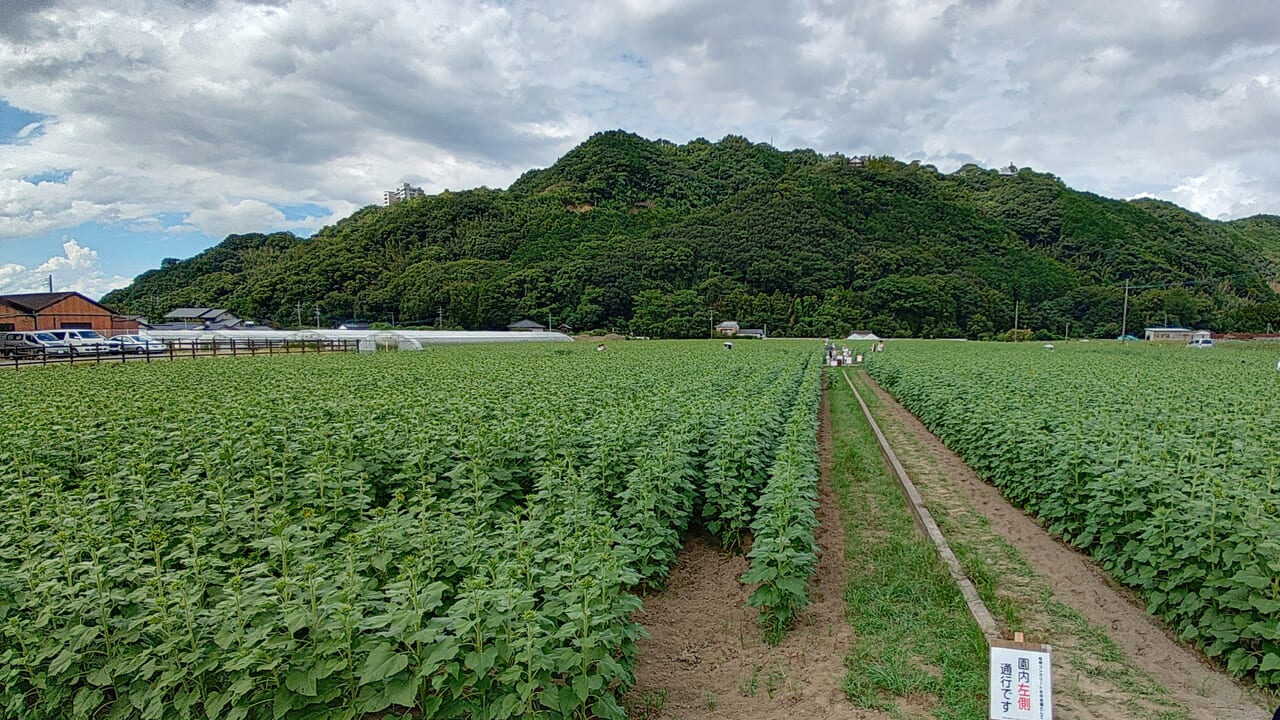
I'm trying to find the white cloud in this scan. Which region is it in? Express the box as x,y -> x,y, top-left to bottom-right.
15,121 -> 42,139
0,239 -> 132,299
181,198 -> 346,240
0,0 -> 600,245
0,0 -> 1279,283
1165,165 -> 1265,220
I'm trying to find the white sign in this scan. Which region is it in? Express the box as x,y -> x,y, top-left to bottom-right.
989,640 -> 1052,720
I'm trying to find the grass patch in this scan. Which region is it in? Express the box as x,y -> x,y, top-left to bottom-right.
625,688 -> 668,719
829,371 -> 988,719
846,369 -> 1195,720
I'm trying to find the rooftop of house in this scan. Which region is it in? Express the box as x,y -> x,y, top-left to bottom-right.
508,319 -> 546,329
0,291 -> 84,312
165,308 -> 236,320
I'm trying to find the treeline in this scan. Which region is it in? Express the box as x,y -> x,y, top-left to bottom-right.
103,131 -> 1280,338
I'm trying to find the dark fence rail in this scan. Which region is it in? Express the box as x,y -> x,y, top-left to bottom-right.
2,339 -> 360,370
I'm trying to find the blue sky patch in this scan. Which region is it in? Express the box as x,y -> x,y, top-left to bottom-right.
619,52 -> 650,71
0,99 -> 46,143
23,169 -> 73,184
278,203 -> 330,221
9,221 -> 215,276
153,212 -> 193,229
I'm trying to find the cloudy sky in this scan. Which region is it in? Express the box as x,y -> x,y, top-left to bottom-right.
2,0 -> 1278,298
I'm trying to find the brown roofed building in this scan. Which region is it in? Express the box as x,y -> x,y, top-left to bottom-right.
0,292 -> 138,335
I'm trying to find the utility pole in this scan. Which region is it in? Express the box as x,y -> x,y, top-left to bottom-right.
296,301 -> 303,329
314,306 -> 321,329
436,307 -> 443,328
48,275 -> 53,292
1065,321 -> 1070,341
1013,299 -> 1019,342
1120,279 -> 1130,343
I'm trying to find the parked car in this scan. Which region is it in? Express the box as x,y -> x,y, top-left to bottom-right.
108,334 -> 167,354
0,331 -> 73,357
1188,338 -> 1214,348
47,329 -> 111,354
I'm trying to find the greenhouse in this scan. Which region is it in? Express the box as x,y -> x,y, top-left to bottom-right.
143,329 -> 574,349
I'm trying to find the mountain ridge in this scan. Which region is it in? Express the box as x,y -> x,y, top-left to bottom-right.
103,130 -> 1280,338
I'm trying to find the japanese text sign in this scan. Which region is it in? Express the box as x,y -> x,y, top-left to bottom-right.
989,639 -> 1052,720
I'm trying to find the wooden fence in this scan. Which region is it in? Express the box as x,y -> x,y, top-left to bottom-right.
2,339 -> 360,370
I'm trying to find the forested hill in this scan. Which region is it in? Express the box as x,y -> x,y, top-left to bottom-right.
102,131 -> 1280,338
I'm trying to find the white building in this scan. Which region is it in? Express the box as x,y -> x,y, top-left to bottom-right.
1144,326 -> 1193,342
383,183 -> 425,206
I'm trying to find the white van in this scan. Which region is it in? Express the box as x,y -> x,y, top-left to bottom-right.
0,331 -> 72,357
1187,338 -> 1214,348
47,329 -> 111,354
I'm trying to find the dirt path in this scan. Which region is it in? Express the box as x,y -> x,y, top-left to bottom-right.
858,370 -> 1271,720
628,393 -> 879,720
628,375 -> 1272,719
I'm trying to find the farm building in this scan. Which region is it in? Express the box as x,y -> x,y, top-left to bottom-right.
163,308 -> 244,329
736,328 -> 766,339
714,320 -> 741,336
1144,327 -> 1194,342
0,292 -> 137,334
847,331 -> 881,341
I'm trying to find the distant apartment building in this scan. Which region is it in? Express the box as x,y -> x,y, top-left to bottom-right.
383,183 -> 425,206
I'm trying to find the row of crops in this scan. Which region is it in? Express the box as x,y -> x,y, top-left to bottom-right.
0,341 -> 823,719
866,340 -> 1280,688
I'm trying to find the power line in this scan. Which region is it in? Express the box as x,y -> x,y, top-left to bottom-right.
1111,266 -> 1276,291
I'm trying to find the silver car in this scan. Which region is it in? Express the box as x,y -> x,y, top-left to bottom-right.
108,334 -> 167,354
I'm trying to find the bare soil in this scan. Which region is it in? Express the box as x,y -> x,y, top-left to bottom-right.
628,393 -> 880,719
859,371 -> 1271,720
